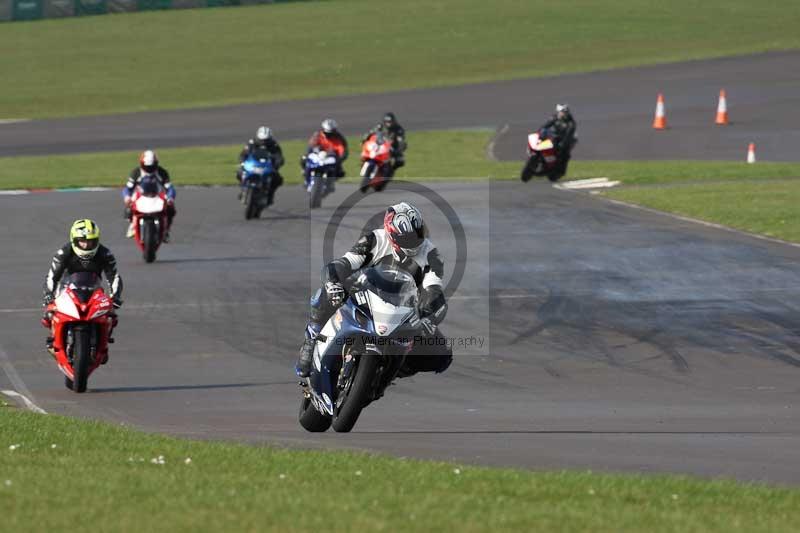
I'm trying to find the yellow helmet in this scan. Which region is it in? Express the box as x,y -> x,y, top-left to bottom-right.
69,219 -> 101,259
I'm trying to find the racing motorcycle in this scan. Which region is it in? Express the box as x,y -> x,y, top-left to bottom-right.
305,147 -> 339,209
359,133 -> 393,193
130,174 -> 168,263
240,154 -> 274,220
298,265 -> 425,433
520,128 -> 564,183
42,272 -> 116,393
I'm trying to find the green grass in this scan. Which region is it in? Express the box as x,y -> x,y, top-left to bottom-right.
5,130 -> 800,190
2,409 -> 800,532
3,129 -> 800,243
0,130 -> 516,189
604,181 -> 800,242
2,0 -> 800,118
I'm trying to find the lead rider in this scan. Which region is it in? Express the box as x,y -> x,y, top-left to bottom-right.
295,202 -> 453,378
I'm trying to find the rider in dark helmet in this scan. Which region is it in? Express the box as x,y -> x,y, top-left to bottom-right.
295,201 -> 452,378
237,126 -> 285,206
540,104 -> 577,173
363,112 -> 407,176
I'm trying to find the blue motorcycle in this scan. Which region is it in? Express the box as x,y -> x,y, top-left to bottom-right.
298,264 -> 424,432
240,154 -> 274,219
304,147 -> 339,209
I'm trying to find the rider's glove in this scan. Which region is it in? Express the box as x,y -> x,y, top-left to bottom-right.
325,281 -> 345,307
43,293 -> 54,306
420,317 -> 437,337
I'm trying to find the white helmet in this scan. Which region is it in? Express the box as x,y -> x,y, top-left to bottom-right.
321,119 -> 338,134
256,126 -> 273,142
384,202 -> 426,257
556,103 -> 570,115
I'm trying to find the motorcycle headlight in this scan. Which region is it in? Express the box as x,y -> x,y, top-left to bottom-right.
354,307 -> 370,329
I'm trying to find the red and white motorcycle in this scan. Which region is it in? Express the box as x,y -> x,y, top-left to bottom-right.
130,174 -> 168,263
42,272 -> 116,393
520,128 -> 564,183
359,133 -> 394,193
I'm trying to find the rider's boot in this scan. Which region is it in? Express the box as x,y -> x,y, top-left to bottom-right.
295,323 -> 321,378
126,221 -> 135,239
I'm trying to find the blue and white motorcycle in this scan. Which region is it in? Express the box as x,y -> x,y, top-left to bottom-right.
298,265 -> 424,432
240,154 -> 274,220
304,147 -> 339,209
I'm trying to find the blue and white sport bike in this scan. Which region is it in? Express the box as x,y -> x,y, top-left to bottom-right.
304,148 -> 339,209
240,154 -> 274,219
298,265 -> 425,432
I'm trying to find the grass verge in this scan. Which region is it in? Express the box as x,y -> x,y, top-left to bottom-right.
3,130 -> 800,189
2,0 -> 800,118
603,181 -> 800,243
2,408 -> 800,532
3,129 -> 799,243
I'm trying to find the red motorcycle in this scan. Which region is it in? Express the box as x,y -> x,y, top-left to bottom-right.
43,272 -> 115,393
359,133 -> 393,193
130,174 -> 168,263
520,128 -> 563,183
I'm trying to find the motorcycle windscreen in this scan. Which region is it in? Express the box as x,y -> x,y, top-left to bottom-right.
353,267 -> 419,336
365,292 -> 416,337
63,272 -> 102,304
138,175 -> 161,197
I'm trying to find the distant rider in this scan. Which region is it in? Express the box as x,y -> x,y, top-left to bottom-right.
123,150 -> 176,241
41,219 -> 122,361
302,119 -> 349,188
362,112 -> 407,176
295,201 -> 452,378
237,126 -> 285,206
540,104 -> 577,172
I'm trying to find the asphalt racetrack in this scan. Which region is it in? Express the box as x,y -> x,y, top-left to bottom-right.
2,180 -> 800,484
1,52 -> 800,485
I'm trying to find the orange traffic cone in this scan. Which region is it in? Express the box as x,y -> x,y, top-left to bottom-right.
652,93 -> 667,130
746,143 -> 756,164
715,89 -> 729,125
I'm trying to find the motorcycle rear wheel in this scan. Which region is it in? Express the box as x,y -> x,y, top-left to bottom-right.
332,354 -> 380,433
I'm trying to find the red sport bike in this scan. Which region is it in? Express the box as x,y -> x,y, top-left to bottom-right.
130,174 -> 168,263
43,272 -> 116,393
359,133 -> 394,193
520,128 -> 564,183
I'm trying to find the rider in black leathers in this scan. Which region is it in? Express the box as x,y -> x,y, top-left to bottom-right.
237,126 -> 285,206
42,219 -> 123,361
362,112 -> 407,176
540,104 -> 577,173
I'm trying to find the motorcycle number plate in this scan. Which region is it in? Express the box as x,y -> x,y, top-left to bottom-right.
354,291 -> 367,305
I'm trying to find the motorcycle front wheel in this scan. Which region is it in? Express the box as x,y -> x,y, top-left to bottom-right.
142,219 -> 158,263
331,353 -> 380,433
298,395 -> 332,432
70,326 -> 91,393
309,174 -> 324,209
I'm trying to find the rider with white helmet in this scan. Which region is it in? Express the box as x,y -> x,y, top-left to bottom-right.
237,125 -> 285,205
123,150 -> 176,241
302,119 -> 349,185
295,201 -> 452,378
